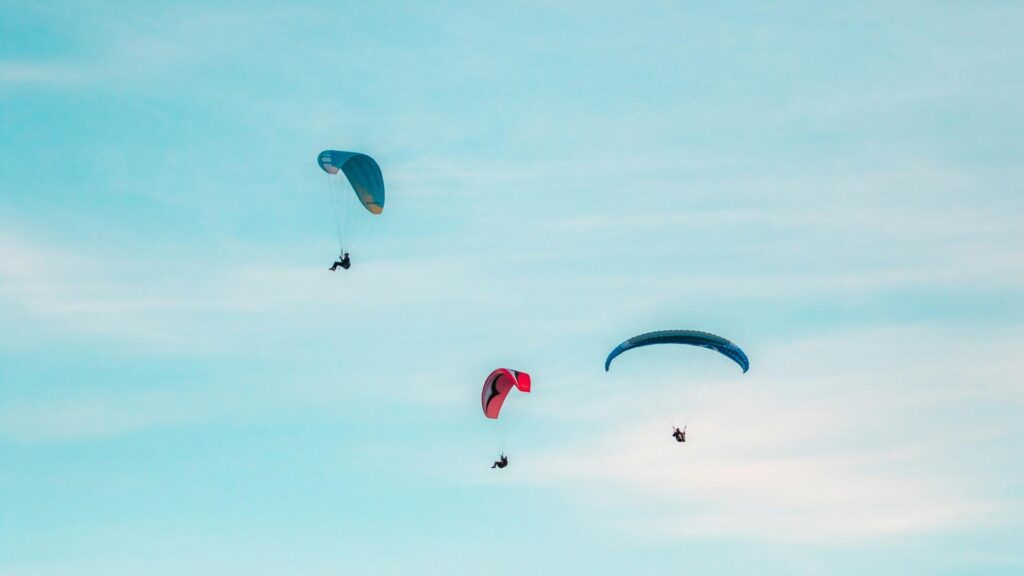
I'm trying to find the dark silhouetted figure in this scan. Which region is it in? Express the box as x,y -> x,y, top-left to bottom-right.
491,454 -> 509,469
672,426 -> 686,443
329,252 -> 351,271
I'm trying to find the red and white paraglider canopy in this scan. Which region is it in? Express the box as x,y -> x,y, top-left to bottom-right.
481,369 -> 531,419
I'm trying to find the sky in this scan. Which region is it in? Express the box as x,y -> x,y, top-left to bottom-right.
2,1 -> 1023,574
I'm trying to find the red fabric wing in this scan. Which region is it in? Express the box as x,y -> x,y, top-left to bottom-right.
481,368 -> 531,419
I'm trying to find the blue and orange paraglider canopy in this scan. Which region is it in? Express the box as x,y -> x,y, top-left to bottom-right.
317,150 -> 385,215
481,369 -> 531,419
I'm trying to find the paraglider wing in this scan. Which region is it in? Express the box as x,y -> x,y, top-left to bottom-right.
317,150 -> 385,214
481,368 -> 531,419
604,330 -> 749,373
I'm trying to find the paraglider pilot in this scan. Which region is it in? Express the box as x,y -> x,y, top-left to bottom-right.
491,454 -> 509,469
329,252 -> 351,271
672,426 -> 686,443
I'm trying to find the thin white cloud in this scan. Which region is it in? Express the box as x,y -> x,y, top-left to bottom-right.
0,5 -> 300,93
0,391 -> 206,442
0,60 -> 91,88
0,223 -> 637,351
3,176 -> 1022,352
517,326 -> 1024,543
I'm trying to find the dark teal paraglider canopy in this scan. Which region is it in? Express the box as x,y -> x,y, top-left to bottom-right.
317,150 -> 385,215
604,330 -> 749,373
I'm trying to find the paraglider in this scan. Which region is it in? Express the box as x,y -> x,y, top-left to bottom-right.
317,150 -> 384,268
482,368 -> 531,469
605,330 -> 748,443
604,330 -> 749,373
328,252 -> 351,271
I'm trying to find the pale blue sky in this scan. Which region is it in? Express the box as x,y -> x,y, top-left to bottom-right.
2,2 -> 1023,574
